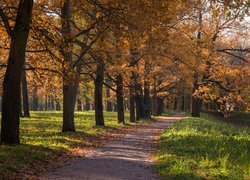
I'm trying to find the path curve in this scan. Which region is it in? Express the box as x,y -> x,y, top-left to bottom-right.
41,113 -> 184,180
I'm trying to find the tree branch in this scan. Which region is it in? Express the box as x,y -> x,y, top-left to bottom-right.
0,8 -> 12,36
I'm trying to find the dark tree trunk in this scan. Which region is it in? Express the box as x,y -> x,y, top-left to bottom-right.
144,81 -> 151,118
135,94 -> 140,120
1,0 -> 33,144
184,95 -> 190,112
94,61 -> 104,126
174,97 -> 178,111
50,95 -> 55,110
129,87 -> 135,122
45,95 -> 48,111
192,11 -> 203,117
32,84 -> 39,111
116,75 -> 124,124
56,101 -> 61,111
191,74 -> 202,117
181,96 -> 185,111
135,83 -> 146,120
106,88 -> 113,112
151,81 -> 158,116
62,81 -> 77,132
157,97 -> 164,115
105,80 -> 113,111
77,99 -> 82,111
85,97 -> 90,110
0,96 -> 2,112
22,69 -> 30,117
61,0 -> 79,132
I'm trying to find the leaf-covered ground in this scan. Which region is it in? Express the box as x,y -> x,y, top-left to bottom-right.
0,111 -> 139,179
155,113 -> 250,179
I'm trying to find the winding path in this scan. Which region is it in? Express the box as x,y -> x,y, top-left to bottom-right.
42,113 -> 184,180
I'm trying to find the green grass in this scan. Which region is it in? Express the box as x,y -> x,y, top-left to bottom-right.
155,113 -> 250,179
0,111 -> 137,178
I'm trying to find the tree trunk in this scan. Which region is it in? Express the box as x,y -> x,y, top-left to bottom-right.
94,61 -> 104,126
174,97 -> 178,111
85,97 -> 90,110
77,99 -> 82,111
22,69 -> 30,117
186,95 -> 190,112
181,96 -> 185,111
144,81 -> 151,118
191,73 -> 202,117
135,83 -> 146,120
129,87 -> 135,122
45,95 -> 48,111
105,80 -> 113,111
50,95 -> 55,110
116,75 -> 124,124
1,0 -> 33,144
192,10 -> 203,117
106,89 -> 113,112
151,81 -> 158,116
56,101 -> 61,111
61,0 -> 79,132
157,97 -> 164,115
0,96 -> 2,112
62,81 -> 77,132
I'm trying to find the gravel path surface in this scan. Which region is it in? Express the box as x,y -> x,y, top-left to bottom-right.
42,113 -> 184,180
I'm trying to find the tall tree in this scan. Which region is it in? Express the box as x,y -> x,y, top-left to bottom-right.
0,0 -> 34,144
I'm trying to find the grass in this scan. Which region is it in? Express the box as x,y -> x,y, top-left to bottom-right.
155,113 -> 250,179
0,111 -> 138,178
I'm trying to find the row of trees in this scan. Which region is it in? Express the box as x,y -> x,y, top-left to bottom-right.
0,0 -> 249,144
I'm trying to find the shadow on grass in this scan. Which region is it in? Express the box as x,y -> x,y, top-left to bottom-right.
0,143 -> 54,178
202,111 -> 250,127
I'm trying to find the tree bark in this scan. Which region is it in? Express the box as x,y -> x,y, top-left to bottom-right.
85,97 -> 90,110
32,93 -> 39,111
105,79 -> 113,111
56,101 -> 61,111
191,73 -> 202,117
1,0 -> 33,144
129,87 -> 135,122
94,61 -> 104,126
62,81 -> 77,132
174,96 -> 178,111
144,81 -> 151,118
45,95 -> 48,111
77,99 -> 82,111
116,75 -> 124,124
22,69 -> 30,117
135,82 -> 146,120
181,96 -> 185,111
61,0 -> 79,132
151,81 -> 158,116
157,97 -> 164,115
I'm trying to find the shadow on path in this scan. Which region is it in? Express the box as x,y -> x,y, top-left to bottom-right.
41,113 -> 184,180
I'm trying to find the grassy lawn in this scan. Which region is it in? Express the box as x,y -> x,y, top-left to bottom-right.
155,113 -> 250,179
0,111 -> 135,178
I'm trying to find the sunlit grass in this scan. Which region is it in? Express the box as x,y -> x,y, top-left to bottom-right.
0,111 -> 136,177
155,113 -> 250,179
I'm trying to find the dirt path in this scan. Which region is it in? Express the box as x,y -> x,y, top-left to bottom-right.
41,113 -> 184,180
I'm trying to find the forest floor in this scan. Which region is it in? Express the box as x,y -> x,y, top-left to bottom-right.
37,113 -> 184,180
0,111 -> 145,179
